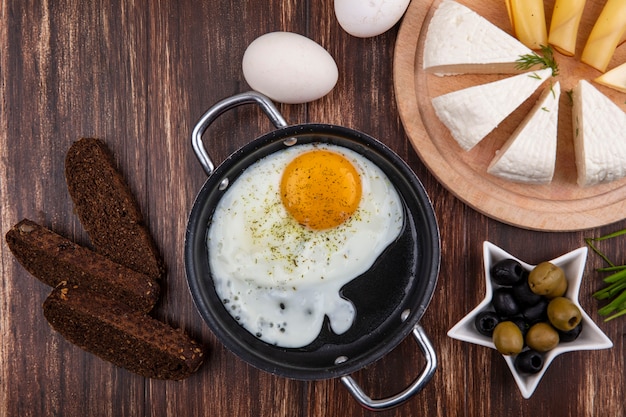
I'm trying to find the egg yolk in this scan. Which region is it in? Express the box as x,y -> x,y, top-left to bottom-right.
280,150 -> 362,230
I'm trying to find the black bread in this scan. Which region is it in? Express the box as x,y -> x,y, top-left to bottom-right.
5,219 -> 160,313
64,138 -> 164,281
43,284 -> 205,380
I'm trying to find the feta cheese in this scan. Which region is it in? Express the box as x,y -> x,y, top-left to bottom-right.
487,82 -> 560,184
572,80 -> 626,186
432,68 -> 553,151
423,0 -> 534,75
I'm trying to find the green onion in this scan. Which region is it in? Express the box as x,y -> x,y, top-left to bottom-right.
586,229 -> 626,321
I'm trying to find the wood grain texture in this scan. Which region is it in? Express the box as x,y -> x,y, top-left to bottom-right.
1,0 -> 624,416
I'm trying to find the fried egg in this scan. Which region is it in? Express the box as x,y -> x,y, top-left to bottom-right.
207,142 -> 404,347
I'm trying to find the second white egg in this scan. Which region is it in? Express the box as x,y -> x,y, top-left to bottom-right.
242,32 -> 338,104
334,0 -> 410,38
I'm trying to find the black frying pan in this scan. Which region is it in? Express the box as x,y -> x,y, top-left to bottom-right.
185,91 -> 440,410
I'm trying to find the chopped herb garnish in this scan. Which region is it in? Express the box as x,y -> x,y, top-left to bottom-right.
516,44 -> 559,77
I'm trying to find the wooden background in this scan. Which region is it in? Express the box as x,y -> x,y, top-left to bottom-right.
1,0 -> 624,416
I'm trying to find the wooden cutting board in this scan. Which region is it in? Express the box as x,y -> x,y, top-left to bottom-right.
393,0 -> 626,231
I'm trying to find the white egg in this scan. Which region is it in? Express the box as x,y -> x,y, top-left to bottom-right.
334,0 -> 410,38
242,32 -> 338,104
207,143 -> 404,348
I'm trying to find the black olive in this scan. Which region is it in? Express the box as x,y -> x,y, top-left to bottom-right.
474,311 -> 500,337
521,298 -> 549,324
512,277 -> 542,307
492,288 -> 520,318
509,315 -> 530,338
491,259 -> 526,286
514,349 -> 544,374
558,321 -> 583,342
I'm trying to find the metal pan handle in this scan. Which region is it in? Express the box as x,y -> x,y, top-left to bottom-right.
191,91 -> 288,176
340,324 -> 437,411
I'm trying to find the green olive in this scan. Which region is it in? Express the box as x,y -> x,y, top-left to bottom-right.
525,322 -> 559,352
548,297 -> 582,331
547,275 -> 568,299
528,262 -> 567,298
492,321 -> 524,355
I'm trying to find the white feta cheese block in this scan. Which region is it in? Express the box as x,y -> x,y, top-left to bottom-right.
423,0 -> 534,75
431,68 -> 553,151
572,80 -> 626,186
487,82 -> 561,184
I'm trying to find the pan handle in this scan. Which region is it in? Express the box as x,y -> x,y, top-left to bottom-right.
340,324 -> 437,411
191,91 -> 288,176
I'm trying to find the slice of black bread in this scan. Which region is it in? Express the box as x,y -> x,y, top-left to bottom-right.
43,283 -> 205,380
64,138 -> 164,281
5,219 -> 160,313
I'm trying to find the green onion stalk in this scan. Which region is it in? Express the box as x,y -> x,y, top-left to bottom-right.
585,229 -> 626,321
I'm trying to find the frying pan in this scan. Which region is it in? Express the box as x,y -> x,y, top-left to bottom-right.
185,91 -> 440,410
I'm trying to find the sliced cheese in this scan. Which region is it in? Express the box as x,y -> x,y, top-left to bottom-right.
595,62 -> 626,94
487,82 -> 560,184
580,0 -> 626,73
572,80 -> 626,186
431,68 -> 553,151
504,0 -> 548,50
548,0 -> 587,56
423,0 -> 534,75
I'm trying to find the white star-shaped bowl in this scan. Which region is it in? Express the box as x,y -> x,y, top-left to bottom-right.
448,241 -> 613,399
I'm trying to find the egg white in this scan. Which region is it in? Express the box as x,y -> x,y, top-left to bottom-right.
207,143 -> 404,347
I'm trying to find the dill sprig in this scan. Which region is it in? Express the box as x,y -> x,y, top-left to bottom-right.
515,44 -> 559,77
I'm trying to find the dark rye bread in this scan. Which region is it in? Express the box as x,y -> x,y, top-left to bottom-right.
64,138 -> 164,281
43,284 -> 205,380
5,219 -> 160,313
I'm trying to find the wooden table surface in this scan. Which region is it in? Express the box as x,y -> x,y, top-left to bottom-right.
1,1 -> 624,416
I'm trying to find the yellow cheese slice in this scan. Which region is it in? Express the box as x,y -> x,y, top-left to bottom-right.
595,62 -> 626,94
